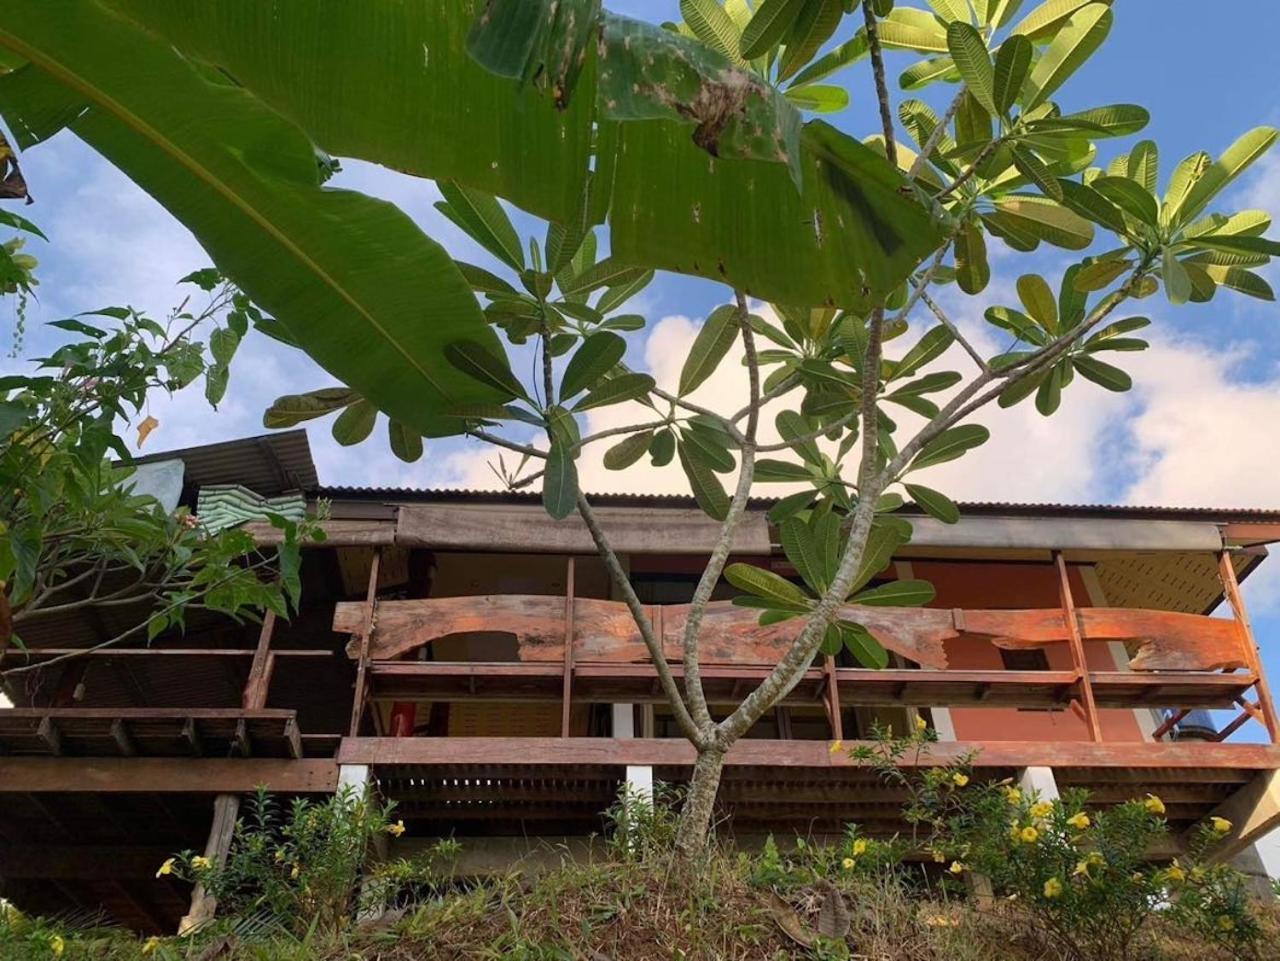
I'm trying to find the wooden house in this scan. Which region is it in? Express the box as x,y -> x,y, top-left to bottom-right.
3,430 -> 1279,932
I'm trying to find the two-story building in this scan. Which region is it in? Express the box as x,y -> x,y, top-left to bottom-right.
3,430 -> 1279,932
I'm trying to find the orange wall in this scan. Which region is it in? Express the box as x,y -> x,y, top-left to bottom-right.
910,560 -> 1144,744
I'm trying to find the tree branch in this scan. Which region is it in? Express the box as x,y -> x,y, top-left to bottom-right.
919,289 -> 989,373
574,492 -> 706,748
679,291 -> 758,733
907,87 -> 966,181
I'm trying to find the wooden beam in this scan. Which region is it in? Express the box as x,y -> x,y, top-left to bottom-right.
181,794 -> 240,934
1218,552 -> 1279,741
0,758 -> 339,793
1192,769 -> 1280,863
241,611 -> 277,710
347,548 -> 382,737
337,736 -> 1280,771
110,719 -> 136,757
1056,553 -> 1101,742
560,557 -> 575,739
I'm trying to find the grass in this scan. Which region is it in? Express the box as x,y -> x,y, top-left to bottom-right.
3,840 -> 1277,961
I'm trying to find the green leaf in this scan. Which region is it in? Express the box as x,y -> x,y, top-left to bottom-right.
1072,354 -> 1130,391
877,10 -> 950,53
603,430 -> 656,470
1162,247 -> 1192,305
204,363 -> 230,406
954,219 -> 990,294
264,387 -> 360,429
899,54 -> 958,90
1016,273 -> 1058,332
946,22 -> 997,117
1021,3 -> 1111,110
1163,150 -> 1212,224
1011,146 -> 1064,201
649,428 -> 677,467
777,0 -> 844,83
595,268 -> 655,315
1090,175 -> 1158,227
892,325 -> 955,380
445,340 -> 527,400
929,0 -> 972,22
680,304 -> 741,395
681,444 -> 731,520
851,579 -> 936,607
789,31 -> 869,87
755,458 -> 814,482
543,438 -> 578,519
992,34 -> 1032,115
679,425 -> 736,474
1202,265 -> 1275,302
1127,139 -> 1158,193
783,83 -> 850,113
1052,103 -> 1149,138
776,409 -> 824,466
680,0 -> 745,63
904,483 -> 959,524
991,196 -> 1094,249
911,423 -> 990,470
1056,179 -> 1127,235
1011,0 -> 1103,40
781,515 -> 826,591
1035,361 -> 1065,415
436,181 -> 524,272
332,399 -> 377,446
561,332 -> 627,400
1176,126 -> 1279,226
838,620 -> 889,669
559,256 -> 646,296
388,419 -> 424,462
0,2 -> 507,440
574,372 -> 656,411
1073,257 -> 1130,291
740,0 -> 807,59
985,305 -> 1046,344
725,562 -> 812,606
1185,235 -> 1280,258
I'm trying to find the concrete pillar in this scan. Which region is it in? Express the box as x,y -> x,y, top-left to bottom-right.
1019,766 -> 1060,801
612,704 -> 653,804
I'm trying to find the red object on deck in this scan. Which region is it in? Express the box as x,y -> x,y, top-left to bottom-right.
389,702 -> 417,737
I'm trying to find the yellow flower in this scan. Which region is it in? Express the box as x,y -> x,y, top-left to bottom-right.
1073,860 -> 1091,878
1004,787 -> 1022,804
386,819 -> 406,838
1143,794 -> 1166,816
1191,866 -> 1207,882
1043,878 -> 1063,899
141,937 -> 161,956
274,848 -> 286,863
952,773 -> 969,788
190,855 -> 211,871
1066,812 -> 1091,830
924,915 -> 955,927
842,857 -> 856,870
1210,816 -> 1232,835
155,858 -> 175,878
1030,802 -> 1054,819
1131,872 -> 1144,883
1020,826 -> 1040,844
852,839 -> 868,856
949,861 -> 965,876
1165,861 -> 1186,884
916,716 -> 928,732
931,849 -> 946,863
290,865 -> 300,879
1217,915 -> 1235,932
1009,825 -> 1023,842
829,740 -> 844,755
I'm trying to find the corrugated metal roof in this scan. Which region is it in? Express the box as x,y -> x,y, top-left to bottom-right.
313,484 -> 1280,523
133,430 -> 318,494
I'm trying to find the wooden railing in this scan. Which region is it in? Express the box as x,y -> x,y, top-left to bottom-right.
337,551 -> 1279,746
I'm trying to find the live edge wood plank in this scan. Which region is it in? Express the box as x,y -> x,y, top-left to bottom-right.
0,758 -> 340,793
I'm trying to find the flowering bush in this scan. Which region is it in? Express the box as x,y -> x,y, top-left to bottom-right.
843,721 -> 1265,961
162,786 -> 449,934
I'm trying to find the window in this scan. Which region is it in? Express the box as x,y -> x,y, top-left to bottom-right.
998,648 -> 1051,672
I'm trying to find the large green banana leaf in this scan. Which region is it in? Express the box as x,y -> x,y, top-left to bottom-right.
104,0 -> 944,308
0,0 -> 506,436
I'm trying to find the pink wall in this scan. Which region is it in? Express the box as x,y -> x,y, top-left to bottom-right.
911,560 -> 1144,744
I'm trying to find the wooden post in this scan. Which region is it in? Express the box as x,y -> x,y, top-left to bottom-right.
241,611 -> 277,710
560,557 -> 576,738
1218,552 -> 1279,742
348,549 -> 383,738
178,793 -> 239,934
1055,553 -> 1102,742
822,655 -> 844,741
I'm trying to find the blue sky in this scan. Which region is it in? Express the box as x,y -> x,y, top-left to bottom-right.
6,2 -> 1280,737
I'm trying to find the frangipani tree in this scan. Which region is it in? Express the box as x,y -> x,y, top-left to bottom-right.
2,0 -> 1276,852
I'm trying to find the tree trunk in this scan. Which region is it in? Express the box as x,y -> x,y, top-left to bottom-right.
674,746 -> 726,854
